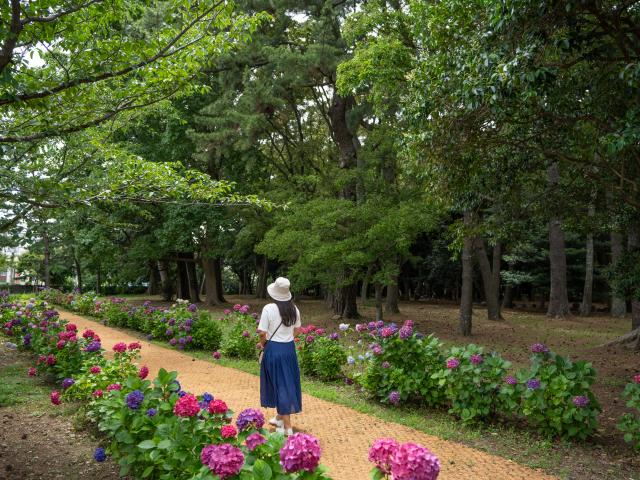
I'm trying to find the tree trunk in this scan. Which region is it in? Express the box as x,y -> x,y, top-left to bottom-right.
540,290 -> 546,310
324,286 -> 334,309
177,257 -> 191,300
179,252 -> 200,303
361,264 -> 373,306
213,257 -> 226,302
200,274 -> 206,295
254,253 -> 268,299
546,164 -> 571,319
158,260 -> 169,282
611,231 -> 627,318
580,204 -> 596,316
293,290 -> 301,302
385,254 -> 401,314
42,232 -> 51,288
629,222 -> 640,333
403,276 -> 411,302
374,281 -> 383,322
502,262 -> 515,308
333,278 -> 358,319
473,237 -> 502,320
203,258 -> 222,306
492,241 -> 502,309
547,217 -> 571,318
74,256 -> 82,294
147,262 -> 159,295
459,211 -> 474,336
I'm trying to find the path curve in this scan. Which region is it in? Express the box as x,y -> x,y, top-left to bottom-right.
62,311 -> 556,480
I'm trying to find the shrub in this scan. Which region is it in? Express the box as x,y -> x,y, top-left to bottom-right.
515,347 -> 601,439
190,318 -> 223,351
310,335 -> 347,381
432,345 -> 510,423
223,313 -> 258,359
616,376 -> 640,450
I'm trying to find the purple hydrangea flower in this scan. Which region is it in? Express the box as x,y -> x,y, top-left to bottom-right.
168,318 -> 175,326
373,347 -> 383,355
94,447 -> 106,462
198,392 -> 214,410
375,321 -> 385,328
126,390 -> 145,410
329,333 -> 338,340
186,335 -> 193,342
201,443 -> 244,478
369,342 -> 379,350
526,379 -> 541,390
252,313 -> 259,319
188,304 -> 197,312
147,334 -> 153,340
531,343 -> 546,354
369,330 -> 378,338
398,326 -> 412,340
389,391 -> 400,404
178,338 -> 186,345
367,322 -> 377,330
279,433 -> 322,473
344,377 -> 354,386
382,361 -> 391,368
169,339 -> 176,346
573,396 -> 589,408
146,408 -> 158,418
236,408 -> 265,431
86,341 -> 101,353
62,378 -> 75,390
506,377 -> 517,386
391,442 -> 440,480
166,329 -> 173,336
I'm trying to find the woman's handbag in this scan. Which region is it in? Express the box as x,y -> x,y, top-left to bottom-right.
258,321 -> 283,365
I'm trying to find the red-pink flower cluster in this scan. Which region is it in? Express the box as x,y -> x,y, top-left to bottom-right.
82,330 -> 95,339
128,342 -> 141,351
138,365 -> 149,380
65,324 -> 77,332
221,425 -> 237,438
46,354 -> 56,365
56,340 -> 65,349
90,366 -> 101,374
208,399 -> 228,414
28,368 -> 36,376
50,392 -> 61,405
112,342 -> 127,353
93,390 -> 104,397
107,384 -> 121,392
634,375 -> 640,384
174,394 -> 200,417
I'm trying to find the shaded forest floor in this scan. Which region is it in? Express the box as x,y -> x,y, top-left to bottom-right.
56,294 -> 639,479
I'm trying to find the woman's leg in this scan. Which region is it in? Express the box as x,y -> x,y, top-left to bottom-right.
276,414 -> 282,421
281,414 -> 291,429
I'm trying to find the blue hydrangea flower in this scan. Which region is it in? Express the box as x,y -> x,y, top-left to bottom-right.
347,356 -> 355,364
94,447 -> 106,462
147,334 -> 153,340
126,390 -> 145,410
365,352 -> 372,359
357,340 -> 362,345
358,355 -> 365,361
349,346 -> 354,350
526,379 -> 541,390
146,408 -> 158,418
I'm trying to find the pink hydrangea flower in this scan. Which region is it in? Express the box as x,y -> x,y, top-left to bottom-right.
634,375 -> 640,384
306,335 -> 314,342
208,399 -> 228,414
213,351 -> 221,359
56,340 -> 65,349
221,425 -> 237,438
107,384 -> 121,392
391,442 -> 440,480
50,392 -> 61,405
37,355 -> 45,363
315,329 -> 324,336
280,433 -> 322,473
112,342 -> 127,353
368,438 -> 399,474
46,354 -> 56,365
28,368 -> 36,376
446,358 -> 459,369
128,342 -> 141,350
470,354 -> 483,365
381,328 -> 394,338
90,366 -> 101,374
93,390 -> 104,397
225,309 -> 231,315
65,324 -> 77,331
138,365 -> 149,380
82,330 -> 95,339
174,394 -> 200,417
201,443 -> 244,479
246,433 -> 266,451
233,304 -> 241,311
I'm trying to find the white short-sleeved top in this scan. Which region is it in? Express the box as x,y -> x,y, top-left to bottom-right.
258,303 -> 301,343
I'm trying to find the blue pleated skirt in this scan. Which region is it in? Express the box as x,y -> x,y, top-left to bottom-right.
260,341 -> 302,415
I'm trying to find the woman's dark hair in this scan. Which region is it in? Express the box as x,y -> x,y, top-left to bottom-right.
274,300 -> 298,327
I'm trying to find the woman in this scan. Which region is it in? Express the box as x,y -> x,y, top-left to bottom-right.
258,277 -> 302,436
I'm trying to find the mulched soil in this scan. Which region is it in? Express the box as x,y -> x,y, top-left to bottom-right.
0,349 -> 125,480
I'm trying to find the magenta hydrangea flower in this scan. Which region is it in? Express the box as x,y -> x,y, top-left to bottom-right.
373,347 -> 383,355
367,322 -> 377,330
280,433 -> 322,473
174,394 -> 200,417
381,328 -> 393,338
391,442 -> 440,480
375,321 -> 385,328
470,354 -> 483,365
306,335 -> 314,342
90,366 -> 101,374
246,433 -> 266,451
235,408 -> 265,431
446,358 -> 459,369
506,377 -> 517,385
403,320 -> 414,328
201,443 -> 244,479
572,396 -> 589,408
633,374 -> 640,384
138,365 -> 149,380
382,361 -> 391,368
329,333 -> 338,340
252,313 -> 259,319
169,338 -> 176,346
398,326 -> 412,340
530,343 -> 548,354
112,342 -> 126,353
368,438 -> 399,474
356,324 -> 367,333
212,351 -> 221,359
221,425 -> 237,438
242,331 -> 249,338
389,391 -> 400,404
369,330 -> 378,338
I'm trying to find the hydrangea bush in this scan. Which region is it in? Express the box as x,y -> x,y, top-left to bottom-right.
297,329 -> 347,381
222,306 -> 259,359
616,375 -> 640,450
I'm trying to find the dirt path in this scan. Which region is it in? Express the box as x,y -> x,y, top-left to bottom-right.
60,311 -> 556,480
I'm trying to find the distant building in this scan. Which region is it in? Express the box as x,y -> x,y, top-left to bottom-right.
1,246 -> 26,285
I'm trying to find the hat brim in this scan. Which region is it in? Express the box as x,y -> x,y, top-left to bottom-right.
267,282 -> 292,302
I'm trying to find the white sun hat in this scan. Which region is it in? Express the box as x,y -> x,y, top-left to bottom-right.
267,277 -> 292,301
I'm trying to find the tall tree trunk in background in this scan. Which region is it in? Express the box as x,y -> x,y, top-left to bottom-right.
325,286 -> 334,309
459,211 -> 474,336
580,204 -> 596,317
182,252 -> 200,303
147,261 -> 159,295
328,90 -> 359,318
492,241 -> 502,315
74,255 -> 82,294
611,231 -> 627,318
473,237 -> 502,320
385,254 -> 401,314
213,257 -> 226,302
202,258 -> 223,306
254,253 -> 268,299
546,164 -> 571,319
158,260 -> 169,283
361,264 -> 373,306
374,281 -> 383,322
200,274 -> 206,295
42,232 -> 51,288
628,222 -> 640,335
177,256 -> 190,300
502,262 -> 515,308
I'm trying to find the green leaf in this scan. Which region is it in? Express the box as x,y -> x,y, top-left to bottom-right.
142,466 -> 154,477
253,460 -> 272,480
137,440 -> 157,450
157,439 -> 173,450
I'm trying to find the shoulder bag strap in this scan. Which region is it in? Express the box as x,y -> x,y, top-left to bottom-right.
263,321 -> 284,350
